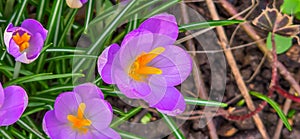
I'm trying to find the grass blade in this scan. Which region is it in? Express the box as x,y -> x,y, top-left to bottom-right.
4,73 -> 84,86
184,97 -> 228,107
117,130 -> 145,139
179,20 -> 244,32
84,0 -> 94,33
160,113 -> 185,139
17,119 -> 46,139
250,91 -> 292,131
13,0 -> 28,25
111,107 -> 142,128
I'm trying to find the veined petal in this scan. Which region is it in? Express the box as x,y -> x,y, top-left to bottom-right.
114,65 -> 141,99
142,75 -> 167,106
139,13 -> 178,44
112,56 -> 150,99
97,44 -> 120,84
26,33 -> 43,60
0,83 -> 4,108
148,45 -> 192,86
0,86 -> 28,126
4,23 -> 14,49
8,39 -> 22,58
15,52 -> 38,64
151,87 -> 186,116
85,99 -> 113,130
21,19 -> 48,40
54,92 -> 82,123
92,128 -> 121,139
74,83 -> 104,101
119,29 -> 154,69
43,110 -> 69,139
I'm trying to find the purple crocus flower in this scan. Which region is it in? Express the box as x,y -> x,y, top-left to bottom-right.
97,13 -> 192,116
66,0 -> 88,8
0,82 -> 28,126
4,19 -> 48,64
42,83 -> 121,139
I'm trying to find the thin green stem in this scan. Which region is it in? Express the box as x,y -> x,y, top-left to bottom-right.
13,62 -> 21,79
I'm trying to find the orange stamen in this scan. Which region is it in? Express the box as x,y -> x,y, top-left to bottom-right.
67,103 -> 92,134
129,47 -> 165,81
12,32 -> 31,52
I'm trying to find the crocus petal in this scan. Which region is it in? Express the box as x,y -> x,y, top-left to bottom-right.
4,23 -> 14,49
151,87 -> 186,116
15,52 -> 37,64
97,44 -> 120,84
139,13 -> 178,44
0,83 -> 4,108
59,127 -> 77,139
66,0 -> 84,8
113,60 -> 142,99
80,0 -> 88,4
26,33 -> 43,59
142,75 -> 167,105
74,83 -> 104,100
21,19 -> 48,40
54,92 -> 82,123
119,29 -> 154,68
8,39 -> 22,58
76,132 -> 94,139
148,45 -> 192,86
85,99 -> 113,130
92,128 -> 121,139
0,86 -> 28,126
43,110 -> 69,139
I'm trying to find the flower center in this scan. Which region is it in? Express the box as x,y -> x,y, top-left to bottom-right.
67,103 -> 92,134
129,47 -> 165,81
12,32 -> 31,52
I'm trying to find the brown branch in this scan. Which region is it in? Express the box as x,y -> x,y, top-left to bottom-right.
205,0 -> 269,138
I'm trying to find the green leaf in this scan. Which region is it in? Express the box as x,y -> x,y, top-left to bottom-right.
236,99 -> 245,107
84,0 -> 94,33
250,91 -> 292,131
116,129 -> 145,139
13,0 -> 28,25
45,55 -> 97,62
36,85 -> 74,95
287,109 -> 296,118
184,97 -> 228,107
141,113 -> 152,124
281,0 -> 300,14
17,119 -> 46,139
295,12 -> 300,20
4,73 -> 84,86
0,128 -> 13,139
266,32 -> 293,54
160,113 -> 185,139
111,107 -> 142,128
179,20 -> 244,32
